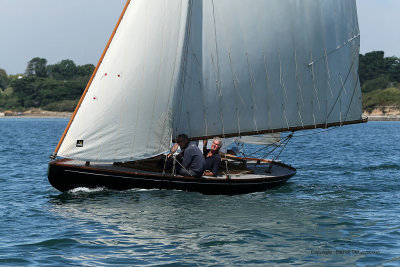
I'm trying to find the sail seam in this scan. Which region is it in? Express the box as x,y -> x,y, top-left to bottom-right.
211,0 -> 225,138
159,0 -> 186,152
246,53 -> 259,133
147,0 -> 168,154
175,0 -> 193,138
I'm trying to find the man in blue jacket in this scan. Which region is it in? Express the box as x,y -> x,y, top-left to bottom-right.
175,134 -> 205,178
203,137 -> 222,177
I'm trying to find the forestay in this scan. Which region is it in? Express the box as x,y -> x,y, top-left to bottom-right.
56,0 -> 362,162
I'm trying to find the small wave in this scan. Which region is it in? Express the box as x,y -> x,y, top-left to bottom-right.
363,164 -> 400,171
0,258 -> 31,265
68,187 -> 106,194
200,239 -> 243,248
17,238 -> 80,249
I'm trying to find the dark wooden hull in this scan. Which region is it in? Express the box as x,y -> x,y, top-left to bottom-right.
48,159 -> 296,195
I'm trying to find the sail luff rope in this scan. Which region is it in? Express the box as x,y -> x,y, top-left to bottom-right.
52,0 -> 132,158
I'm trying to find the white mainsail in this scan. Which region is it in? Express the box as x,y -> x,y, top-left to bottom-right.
174,0 -> 362,138
57,0 -> 362,162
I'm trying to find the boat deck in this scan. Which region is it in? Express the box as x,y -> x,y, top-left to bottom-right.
60,158 -> 295,180
49,157 -> 297,194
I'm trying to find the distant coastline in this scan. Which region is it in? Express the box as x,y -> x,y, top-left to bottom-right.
365,115 -> 400,121
1,109 -> 399,121
364,106 -> 400,121
0,109 -> 72,119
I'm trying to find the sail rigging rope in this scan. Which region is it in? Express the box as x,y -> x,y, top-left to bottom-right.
243,133 -> 293,160
240,125 -> 343,161
326,47 -> 357,121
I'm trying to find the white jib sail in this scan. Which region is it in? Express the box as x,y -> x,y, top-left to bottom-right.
58,0 -> 189,162
58,0 -> 362,162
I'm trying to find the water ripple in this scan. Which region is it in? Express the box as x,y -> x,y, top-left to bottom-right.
0,120 -> 399,266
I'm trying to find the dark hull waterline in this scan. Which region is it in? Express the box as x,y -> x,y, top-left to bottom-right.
48,158 -> 296,195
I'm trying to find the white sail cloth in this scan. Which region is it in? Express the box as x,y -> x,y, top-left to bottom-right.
57,0 -> 362,162
234,134 -> 281,146
174,0 -> 362,138
58,0 -> 188,162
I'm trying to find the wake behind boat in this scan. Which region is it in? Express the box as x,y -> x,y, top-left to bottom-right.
48,0 -> 365,194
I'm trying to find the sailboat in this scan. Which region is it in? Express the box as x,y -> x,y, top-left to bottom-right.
48,0 -> 366,195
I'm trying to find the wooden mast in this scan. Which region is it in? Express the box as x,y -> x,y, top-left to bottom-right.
53,0 -> 131,156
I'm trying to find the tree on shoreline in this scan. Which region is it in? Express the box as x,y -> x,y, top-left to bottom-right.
25,57 -> 48,78
1,52 -> 400,112
0,68 -> 9,90
1,58 -> 94,111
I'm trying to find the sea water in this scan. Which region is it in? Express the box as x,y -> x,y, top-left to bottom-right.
0,118 -> 399,266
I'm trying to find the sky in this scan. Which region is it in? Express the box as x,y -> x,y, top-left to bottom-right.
0,0 -> 399,74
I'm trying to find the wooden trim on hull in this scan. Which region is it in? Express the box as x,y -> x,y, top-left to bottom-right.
48,159 -> 296,195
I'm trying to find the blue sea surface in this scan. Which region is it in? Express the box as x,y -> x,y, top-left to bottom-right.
0,118 -> 399,266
